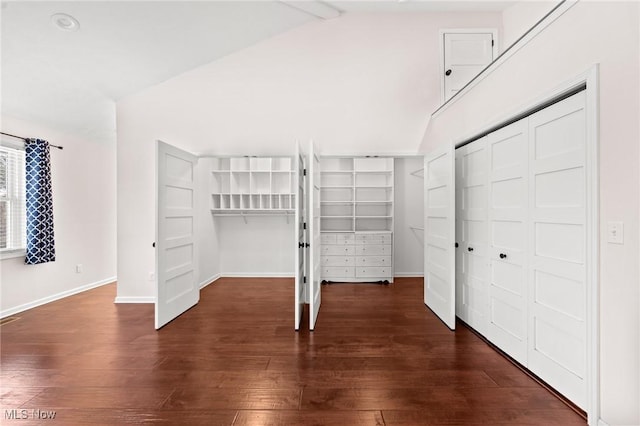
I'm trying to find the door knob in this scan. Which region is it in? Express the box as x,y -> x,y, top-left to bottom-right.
455,242 -> 459,248
445,69 -> 452,76
499,253 -> 507,259
467,247 -> 474,252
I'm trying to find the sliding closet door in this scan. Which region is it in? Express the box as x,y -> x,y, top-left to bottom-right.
424,144 -> 455,330
457,138 -> 489,335
486,120 -> 529,365
527,92 -> 587,408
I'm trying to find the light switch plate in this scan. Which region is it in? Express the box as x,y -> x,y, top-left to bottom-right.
607,221 -> 624,244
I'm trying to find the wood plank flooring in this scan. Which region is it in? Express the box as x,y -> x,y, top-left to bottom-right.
0,277 -> 586,425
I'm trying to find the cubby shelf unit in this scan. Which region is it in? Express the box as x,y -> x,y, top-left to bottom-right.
210,156 -> 295,214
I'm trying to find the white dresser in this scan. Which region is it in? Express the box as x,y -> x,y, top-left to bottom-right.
321,231 -> 393,283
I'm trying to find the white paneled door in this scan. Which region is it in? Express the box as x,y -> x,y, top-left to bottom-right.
527,92 -> 587,409
294,141 -> 305,331
424,144 -> 456,330
457,138 -> 489,335
442,32 -> 495,102
308,141 -> 322,331
486,120 -> 529,365
155,141 -> 199,330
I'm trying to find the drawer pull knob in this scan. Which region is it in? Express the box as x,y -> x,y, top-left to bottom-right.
468,247 -> 474,252
499,253 -> 507,259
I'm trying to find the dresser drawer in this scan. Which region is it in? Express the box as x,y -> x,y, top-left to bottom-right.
321,233 -> 337,244
322,256 -> 355,266
336,233 -> 355,244
356,233 -> 392,245
355,244 -> 391,256
322,245 -> 355,256
323,266 -> 355,278
355,256 -> 391,266
356,267 -> 391,278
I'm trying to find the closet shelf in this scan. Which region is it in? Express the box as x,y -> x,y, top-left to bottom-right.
320,201 -> 354,205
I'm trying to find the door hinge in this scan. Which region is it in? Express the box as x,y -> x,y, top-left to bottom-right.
303,276 -> 307,283
303,222 -> 307,230
491,39 -> 494,47
303,169 -> 307,176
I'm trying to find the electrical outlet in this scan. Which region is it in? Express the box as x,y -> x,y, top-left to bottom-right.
75,264 -> 83,273
148,272 -> 155,281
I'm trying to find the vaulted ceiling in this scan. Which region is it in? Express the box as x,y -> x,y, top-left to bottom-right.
0,1 -> 513,143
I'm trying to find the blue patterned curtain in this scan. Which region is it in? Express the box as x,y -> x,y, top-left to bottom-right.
25,139 -> 55,264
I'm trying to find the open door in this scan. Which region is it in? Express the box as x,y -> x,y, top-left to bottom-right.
308,140 -> 321,330
424,143 -> 456,330
294,141 -> 306,330
155,140 -> 199,329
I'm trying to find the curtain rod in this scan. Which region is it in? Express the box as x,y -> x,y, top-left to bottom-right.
0,131 -> 64,150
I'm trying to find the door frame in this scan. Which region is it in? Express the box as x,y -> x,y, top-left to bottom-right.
439,28 -> 499,104
451,66 -> 600,424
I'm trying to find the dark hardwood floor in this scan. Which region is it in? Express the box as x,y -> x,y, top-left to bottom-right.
0,277 -> 586,425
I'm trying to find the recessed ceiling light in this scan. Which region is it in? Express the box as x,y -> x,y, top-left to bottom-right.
50,13 -> 80,32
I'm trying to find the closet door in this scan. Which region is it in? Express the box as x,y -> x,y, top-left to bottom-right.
454,149 -> 466,323
457,138 -> 489,335
308,141 -> 322,331
486,120 -> 528,365
527,92 -> 587,408
424,144 -> 455,330
155,140 -> 199,330
294,141 -> 306,331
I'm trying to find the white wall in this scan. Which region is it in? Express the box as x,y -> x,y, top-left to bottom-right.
501,1 -> 559,48
195,157 -> 220,287
394,157 -> 424,276
216,216 -> 294,277
116,11 -> 502,300
0,115 -> 117,316
419,2 -> 639,425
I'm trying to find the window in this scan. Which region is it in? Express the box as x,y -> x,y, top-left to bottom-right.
0,144 -> 26,256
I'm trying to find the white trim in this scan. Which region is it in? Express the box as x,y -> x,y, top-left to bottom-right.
447,65 -> 600,425
319,152 -> 423,158
0,249 -> 25,260
394,273 -> 424,278
438,28 -> 499,105
584,65 -> 600,426
597,420 -> 609,426
114,296 -> 154,304
1,277 -> 116,318
433,0 -> 577,118
221,272 -> 295,278
199,273 -> 221,289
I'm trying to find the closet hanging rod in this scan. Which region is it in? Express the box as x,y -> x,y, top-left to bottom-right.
1,132 -> 64,150
409,168 -> 424,177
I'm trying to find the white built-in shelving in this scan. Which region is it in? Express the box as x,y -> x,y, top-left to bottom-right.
210,156 -> 294,214
320,157 -> 394,232
320,157 -> 394,283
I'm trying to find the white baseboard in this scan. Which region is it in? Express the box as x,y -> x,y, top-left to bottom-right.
1,277 -> 116,319
200,273 -> 221,289
221,272 -> 295,278
394,273 -> 424,278
113,296 -> 154,304
597,420 -> 609,426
